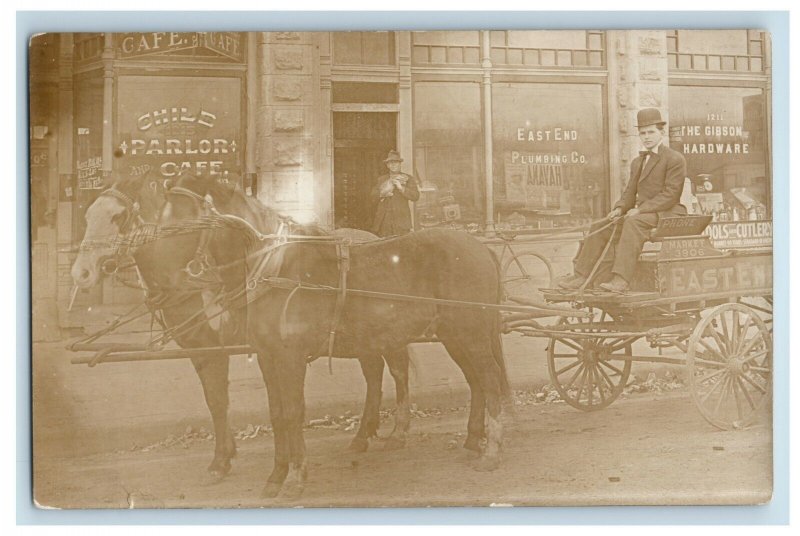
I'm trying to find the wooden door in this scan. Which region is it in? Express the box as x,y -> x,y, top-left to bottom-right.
333,112 -> 396,231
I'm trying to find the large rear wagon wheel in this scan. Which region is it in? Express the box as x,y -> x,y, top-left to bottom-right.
687,303 -> 772,430
546,310 -> 633,411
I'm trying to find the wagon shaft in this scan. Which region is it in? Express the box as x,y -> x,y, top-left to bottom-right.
71,345 -> 254,366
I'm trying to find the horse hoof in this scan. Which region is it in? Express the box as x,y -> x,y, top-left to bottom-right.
279,482 -> 305,501
347,437 -> 369,453
206,461 -> 232,481
206,469 -> 227,484
383,437 -> 406,451
463,435 -> 482,453
471,455 -> 500,472
261,482 -> 282,499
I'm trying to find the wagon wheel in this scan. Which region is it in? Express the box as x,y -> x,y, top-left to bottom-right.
501,249 -> 555,302
738,295 -> 773,335
687,303 -> 772,430
546,309 -> 633,411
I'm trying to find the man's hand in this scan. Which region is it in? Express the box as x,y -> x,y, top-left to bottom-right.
391,178 -> 405,192
607,207 -> 622,221
379,179 -> 395,197
625,207 -> 641,218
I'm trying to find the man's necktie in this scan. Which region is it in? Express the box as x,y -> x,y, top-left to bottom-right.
636,150 -> 652,181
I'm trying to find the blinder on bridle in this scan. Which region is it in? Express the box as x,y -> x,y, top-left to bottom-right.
103,187 -> 141,235
166,185 -> 217,279
85,186 -> 143,276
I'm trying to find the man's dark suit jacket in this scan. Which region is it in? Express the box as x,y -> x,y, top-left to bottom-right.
370,173 -> 420,237
614,144 -> 688,216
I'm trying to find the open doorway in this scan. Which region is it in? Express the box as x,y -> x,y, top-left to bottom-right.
333,112 -> 396,231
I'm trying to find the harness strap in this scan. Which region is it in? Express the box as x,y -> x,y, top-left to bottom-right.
168,186 -> 208,204
325,241 -> 351,369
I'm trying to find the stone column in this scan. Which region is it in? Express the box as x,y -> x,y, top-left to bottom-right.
255,32 -> 319,224
607,31 -> 669,203
317,32 -> 334,228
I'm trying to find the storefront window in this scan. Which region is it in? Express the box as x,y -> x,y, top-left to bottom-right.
490,31 -> 605,68
116,75 -> 242,182
333,32 -> 396,65
492,82 -> 607,229
667,30 -> 766,73
412,82 -> 484,228
669,87 -> 768,212
411,31 -> 480,65
669,85 -> 770,247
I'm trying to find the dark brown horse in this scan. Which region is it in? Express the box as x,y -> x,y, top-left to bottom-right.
156,174 -> 511,500
157,174 -> 415,453
71,172 -> 411,483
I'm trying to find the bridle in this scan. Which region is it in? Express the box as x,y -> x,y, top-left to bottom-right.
166,184 -> 307,279
166,186 -> 217,278
80,186 -> 144,276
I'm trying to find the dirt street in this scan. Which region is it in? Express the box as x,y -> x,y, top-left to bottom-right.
33,389 -> 772,509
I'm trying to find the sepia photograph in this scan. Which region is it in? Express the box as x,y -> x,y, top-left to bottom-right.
29,29 -> 774,508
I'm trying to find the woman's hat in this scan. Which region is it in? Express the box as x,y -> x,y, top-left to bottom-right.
383,150 -> 403,163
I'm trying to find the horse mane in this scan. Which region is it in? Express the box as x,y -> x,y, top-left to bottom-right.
203,176 -> 329,238
160,173 -> 335,251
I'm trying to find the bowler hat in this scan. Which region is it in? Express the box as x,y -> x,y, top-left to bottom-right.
383,150 -> 403,163
636,108 -> 666,128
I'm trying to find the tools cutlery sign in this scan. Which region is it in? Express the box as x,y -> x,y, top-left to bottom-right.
115,75 -> 242,181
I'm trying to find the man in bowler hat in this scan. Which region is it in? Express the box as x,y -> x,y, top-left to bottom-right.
556,108 -> 687,293
371,150 -> 420,237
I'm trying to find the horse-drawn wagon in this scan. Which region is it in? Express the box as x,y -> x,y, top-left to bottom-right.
66,172 -> 773,498
532,215 -> 772,430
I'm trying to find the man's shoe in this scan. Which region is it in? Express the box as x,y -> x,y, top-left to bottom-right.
556,274 -> 587,290
599,275 -> 629,293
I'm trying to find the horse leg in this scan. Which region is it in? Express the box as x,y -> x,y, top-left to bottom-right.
256,352 -> 290,498
462,333 -> 505,472
438,336 -> 485,453
349,356 -> 384,453
190,354 -> 236,481
383,348 -> 411,450
278,353 -> 309,500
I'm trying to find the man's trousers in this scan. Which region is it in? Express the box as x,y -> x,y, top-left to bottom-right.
573,205 -> 685,284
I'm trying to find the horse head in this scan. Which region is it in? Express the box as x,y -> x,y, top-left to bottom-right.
154,173 -> 233,285
70,170 -> 168,289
